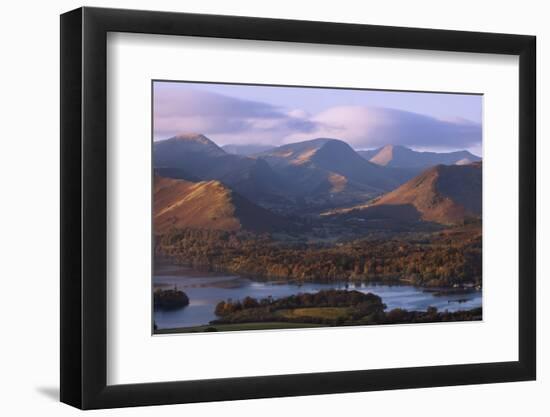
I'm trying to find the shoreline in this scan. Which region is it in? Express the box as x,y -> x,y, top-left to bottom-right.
155,307 -> 483,335
154,261 -> 482,291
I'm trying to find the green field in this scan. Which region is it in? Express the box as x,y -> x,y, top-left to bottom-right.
276,307 -> 351,320
155,321 -> 326,334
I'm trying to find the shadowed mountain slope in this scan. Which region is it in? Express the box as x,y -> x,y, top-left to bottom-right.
222,144 -> 274,156
154,134 -> 285,200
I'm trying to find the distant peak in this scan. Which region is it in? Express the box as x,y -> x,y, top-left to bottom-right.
269,138 -> 348,156
370,145 -> 397,166
381,144 -> 410,151
287,138 -> 345,147
172,133 -> 213,144
455,157 -> 474,166
313,137 -> 343,143
311,138 -> 357,153
317,138 -> 350,146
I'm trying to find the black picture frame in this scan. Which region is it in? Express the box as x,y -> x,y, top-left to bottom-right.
60,6 -> 536,410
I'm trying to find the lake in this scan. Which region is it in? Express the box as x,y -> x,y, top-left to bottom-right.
153,266 -> 482,330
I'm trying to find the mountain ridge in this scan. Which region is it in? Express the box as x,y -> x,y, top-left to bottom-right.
373,163 -> 482,224
222,143 -> 274,156
154,134 -> 481,216
357,145 -> 481,169
256,138 -> 402,194
154,175 -> 291,233
154,135 -> 286,201
324,162 -> 482,225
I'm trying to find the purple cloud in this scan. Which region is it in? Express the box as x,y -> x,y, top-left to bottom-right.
154,86 -> 317,143
299,106 -> 482,150
153,83 -> 481,152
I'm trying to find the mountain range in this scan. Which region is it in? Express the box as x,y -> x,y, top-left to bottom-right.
254,138 -> 406,194
154,134 -> 286,201
358,145 -> 481,169
154,135 -> 419,209
153,133 -> 482,228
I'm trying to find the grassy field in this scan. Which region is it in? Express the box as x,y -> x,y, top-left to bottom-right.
276,307 -> 351,320
155,321 -> 326,334
156,307 -> 352,334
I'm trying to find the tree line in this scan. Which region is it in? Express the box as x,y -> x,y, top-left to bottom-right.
208,289 -> 482,327
155,226 -> 482,287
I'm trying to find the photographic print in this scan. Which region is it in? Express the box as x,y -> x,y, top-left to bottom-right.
152,81 -> 482,334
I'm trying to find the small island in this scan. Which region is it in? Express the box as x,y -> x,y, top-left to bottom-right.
154,286 -> 189,310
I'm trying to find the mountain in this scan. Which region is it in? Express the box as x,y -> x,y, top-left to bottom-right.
154,135 -> 460,215
256,138 -> 402,196
156,133 -> 227,159
154,175 -> 291,233
153,167 -> 200,182
357,145 -> 481,169
222,144 -> 274,156
154,134 -> 285,201
325,163 -> 482,225
372,163 -> 481,224
455,157 -> 477,165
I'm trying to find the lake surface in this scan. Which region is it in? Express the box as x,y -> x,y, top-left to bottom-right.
153,266 -> 482,330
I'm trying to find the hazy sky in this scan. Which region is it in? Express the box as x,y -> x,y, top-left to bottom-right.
153,81 -> 482,155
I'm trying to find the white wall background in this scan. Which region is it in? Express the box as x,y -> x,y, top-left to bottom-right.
0,0 -> 546,415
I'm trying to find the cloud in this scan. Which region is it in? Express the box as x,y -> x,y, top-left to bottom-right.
154,87 -> 317,144
154,87 -> 481,151
289,106 -> 482,150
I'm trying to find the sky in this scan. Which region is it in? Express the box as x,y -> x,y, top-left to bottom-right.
153,81 -> 483,156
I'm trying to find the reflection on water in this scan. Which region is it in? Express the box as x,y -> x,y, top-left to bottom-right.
153,266 -> 482,330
